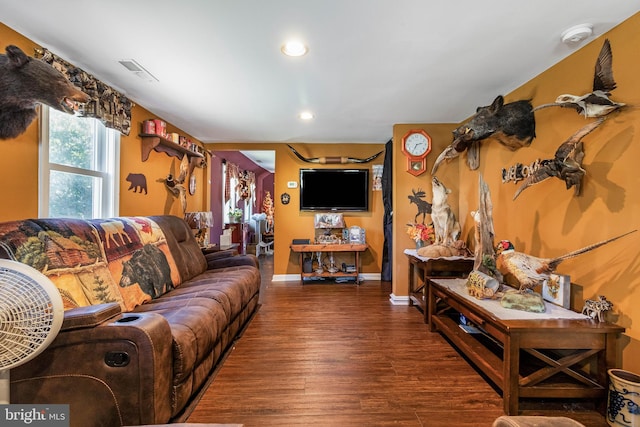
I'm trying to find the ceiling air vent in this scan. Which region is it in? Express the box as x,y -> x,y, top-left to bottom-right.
118,59 -> 159,82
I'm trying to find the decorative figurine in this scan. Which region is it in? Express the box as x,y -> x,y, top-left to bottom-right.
513,118 -> 604,200
430,177 -> 461,246
534,39 -> 625,118
471,175 -> 503,282
582,295 -> 613,322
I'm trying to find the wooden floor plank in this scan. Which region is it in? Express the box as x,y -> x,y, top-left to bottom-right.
187,255 -> 607,426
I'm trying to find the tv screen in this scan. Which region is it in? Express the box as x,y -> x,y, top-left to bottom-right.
299,168 -> 369,211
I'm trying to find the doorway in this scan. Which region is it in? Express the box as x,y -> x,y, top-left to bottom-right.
209,150 -> 275,258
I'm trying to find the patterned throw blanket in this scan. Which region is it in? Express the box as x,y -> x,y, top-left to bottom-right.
0,217 -> 180,311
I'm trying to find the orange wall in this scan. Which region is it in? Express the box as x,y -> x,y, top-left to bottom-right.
119,105 -> 209,217
392,13 -> 640,373
4,10 -> 640,373
391,123 -> 460,295
210,143 -> 385,276
0,22 -> 208,222
0,24 -> 41,221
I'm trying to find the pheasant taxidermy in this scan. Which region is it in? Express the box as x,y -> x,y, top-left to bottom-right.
513,118 -> 604,200
495,230 -> 636,293
534,39 -> 625,118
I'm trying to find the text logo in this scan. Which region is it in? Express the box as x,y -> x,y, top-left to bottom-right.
1,405 -> 69,426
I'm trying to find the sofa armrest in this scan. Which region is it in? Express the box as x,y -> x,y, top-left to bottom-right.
11,310 -> 174,427
61,302 -> 122,331
203,248 -> 238,259
205,251 -> 259,269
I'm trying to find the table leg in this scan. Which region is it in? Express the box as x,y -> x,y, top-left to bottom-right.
427,280 -> 437,332
503,333 -> 521,415
408,261 -> 415,307
299,252 -> 304,285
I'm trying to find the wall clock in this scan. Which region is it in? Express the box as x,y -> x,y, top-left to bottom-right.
401,129 -> 432,176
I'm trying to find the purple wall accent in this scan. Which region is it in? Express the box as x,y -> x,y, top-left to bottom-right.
209,151 -> 274,245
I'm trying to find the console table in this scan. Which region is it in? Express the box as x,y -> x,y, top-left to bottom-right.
405,249 -> 474,323
290,243 -> 367,284
427,278 -> 625,415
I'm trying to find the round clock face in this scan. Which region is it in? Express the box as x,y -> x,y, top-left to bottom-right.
404,132 -> 430,156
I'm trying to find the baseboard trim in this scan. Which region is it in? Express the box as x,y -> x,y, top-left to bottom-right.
271,274 -> 300,282
272,273 -> 382,283
389,293 -> 410,305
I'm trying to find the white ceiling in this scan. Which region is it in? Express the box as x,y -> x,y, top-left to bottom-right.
1,1 -> 639,148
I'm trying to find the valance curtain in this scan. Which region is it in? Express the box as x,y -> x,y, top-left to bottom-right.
36,48 -> 134,135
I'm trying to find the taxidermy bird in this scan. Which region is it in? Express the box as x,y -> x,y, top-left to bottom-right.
534,39 -> 625,118
495,230 -> 636,293
164,155 -> 189,213
512,118 -> 604,200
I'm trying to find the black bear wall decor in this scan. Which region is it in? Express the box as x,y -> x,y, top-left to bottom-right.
0,45 -> 90,139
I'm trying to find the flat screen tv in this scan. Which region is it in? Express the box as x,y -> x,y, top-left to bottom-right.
299,168 -> 369,211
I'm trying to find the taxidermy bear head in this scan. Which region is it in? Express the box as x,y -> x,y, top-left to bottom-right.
0,44 -> 91,139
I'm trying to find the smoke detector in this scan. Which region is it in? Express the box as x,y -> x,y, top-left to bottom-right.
561,24 -> 593,44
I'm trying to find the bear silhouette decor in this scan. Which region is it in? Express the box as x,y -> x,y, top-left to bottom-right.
0,44 -> 91,139
126,173 -> 148,194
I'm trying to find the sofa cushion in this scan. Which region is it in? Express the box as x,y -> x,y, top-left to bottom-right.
133,297 -> 227,384
149,215 -> 208,282
160,265 -> 261,322
89,217 -> 181,310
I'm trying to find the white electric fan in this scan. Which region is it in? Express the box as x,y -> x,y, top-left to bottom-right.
0,259 -> 64,404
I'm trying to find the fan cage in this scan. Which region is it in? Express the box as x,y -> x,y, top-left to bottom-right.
0,260 -> 64,370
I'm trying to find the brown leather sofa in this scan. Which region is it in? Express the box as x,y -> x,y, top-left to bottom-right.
0,215 -> 261,427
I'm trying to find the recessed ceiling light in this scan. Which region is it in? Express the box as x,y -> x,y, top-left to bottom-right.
299,111 -> 314,120
281,40 -> 308,57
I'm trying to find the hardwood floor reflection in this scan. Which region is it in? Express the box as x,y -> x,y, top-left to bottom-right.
187,254 -> 607,426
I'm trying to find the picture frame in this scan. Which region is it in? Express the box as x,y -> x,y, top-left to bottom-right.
314,213 -> 345,229
349,226 -> 365,244
542,273 -> 571,309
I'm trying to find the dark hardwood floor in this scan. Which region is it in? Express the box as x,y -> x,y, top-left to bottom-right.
187,255 -> 608,426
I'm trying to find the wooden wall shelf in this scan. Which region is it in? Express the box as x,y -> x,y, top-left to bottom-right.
139,133 -> 204,162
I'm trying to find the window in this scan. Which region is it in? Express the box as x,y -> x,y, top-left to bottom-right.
222,161 -> 253,224
39,106 -> 120,219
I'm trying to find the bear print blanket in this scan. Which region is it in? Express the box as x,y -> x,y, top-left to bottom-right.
0,217 -> 180,311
